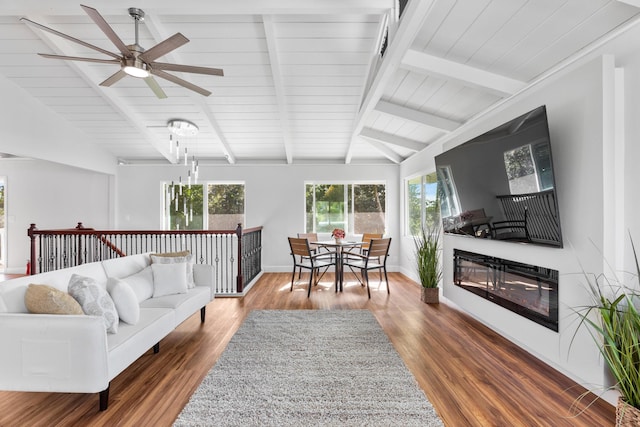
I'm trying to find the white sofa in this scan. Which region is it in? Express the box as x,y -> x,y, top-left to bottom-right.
0,253 -> 215,410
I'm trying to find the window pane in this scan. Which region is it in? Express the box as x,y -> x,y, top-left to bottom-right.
424,172 -> 440,228
305,184 -> 314,232
352,184 -> 385,234
207,184 -> 245,229
164,184 -> 204,230
407,176 -> 422,235
314,184 -> 345,232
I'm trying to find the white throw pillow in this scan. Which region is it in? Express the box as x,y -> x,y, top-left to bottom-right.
107,278 -> 140,325
151,252 -> 195,289
68,274 -> 119,334
151,262 -> 188,297
123,265 -> 154,303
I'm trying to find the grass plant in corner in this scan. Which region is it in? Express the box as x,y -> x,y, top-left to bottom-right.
414,223 -> 442,303
571,235 -> 640,423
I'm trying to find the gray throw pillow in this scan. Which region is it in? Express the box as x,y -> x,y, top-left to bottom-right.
68,274 -> 119,334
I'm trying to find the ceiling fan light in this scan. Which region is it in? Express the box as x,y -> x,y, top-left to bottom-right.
122,58 -> 149,78
167,119 -> 199,137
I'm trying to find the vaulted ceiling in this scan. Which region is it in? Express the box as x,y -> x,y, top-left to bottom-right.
1,0 -> 639,166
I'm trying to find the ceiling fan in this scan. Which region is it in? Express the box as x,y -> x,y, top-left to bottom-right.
21,4 -> 223,98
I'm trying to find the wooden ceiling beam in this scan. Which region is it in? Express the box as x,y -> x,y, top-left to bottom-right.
374,100 -> 460,132
346,0 -> 438,164
400,49 -> 527,97
361,138 -> 404,163
263,15 -> 293,164
360,128 -> 426,152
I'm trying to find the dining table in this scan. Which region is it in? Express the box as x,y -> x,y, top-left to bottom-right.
313,240 -> 365,292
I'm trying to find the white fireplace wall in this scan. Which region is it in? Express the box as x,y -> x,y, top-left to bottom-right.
400,53 -> 620,400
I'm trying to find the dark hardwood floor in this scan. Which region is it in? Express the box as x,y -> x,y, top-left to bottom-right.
0,273 -> 614,426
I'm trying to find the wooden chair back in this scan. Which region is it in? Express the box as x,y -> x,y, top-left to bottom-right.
297,233 -> 319,251
367,238 -> 391,260
361,233 -> 383,251
289,237 -> 312,258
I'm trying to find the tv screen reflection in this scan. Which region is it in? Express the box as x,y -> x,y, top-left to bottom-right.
435,105 -> 563,248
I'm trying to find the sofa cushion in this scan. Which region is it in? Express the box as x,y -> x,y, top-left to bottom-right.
106,278 -> 140,325
24,284 -> 83,315
151,262 -> 188,297
68,274 -> 119,334
141,286 -> 211,326
151,252 -> 195,288
107,308 -> 174,380
101,253 -> 151,279
122,266 -> 154,303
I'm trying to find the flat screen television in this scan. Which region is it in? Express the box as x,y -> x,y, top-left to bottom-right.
435,105 -> 563,247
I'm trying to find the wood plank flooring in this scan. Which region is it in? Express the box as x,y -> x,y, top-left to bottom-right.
0,273 -> 615,426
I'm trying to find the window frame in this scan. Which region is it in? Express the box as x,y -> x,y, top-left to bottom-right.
161,180 -> 246,230
405,172 -> 440,236
304,181 -> 387,236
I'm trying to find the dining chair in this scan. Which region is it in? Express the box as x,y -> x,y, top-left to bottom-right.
360,233 -> 383,255
296,232 -> 333,278
343,237 -> 391,298
288,237 -> 336,297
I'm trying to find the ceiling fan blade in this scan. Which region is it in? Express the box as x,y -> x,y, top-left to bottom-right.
80,4 -> 132,58
144,76 -> 167,99
38,53 -> 120,65
100,70 -> 127,87
151,69 -> 211,97
151,62 -> 224,76
21,17 -> 121,60
139,33 -> 189,63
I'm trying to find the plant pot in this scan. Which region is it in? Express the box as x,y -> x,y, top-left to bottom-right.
421,287 -> 439,304
334,238 -> 342,244
617,397 -> 640,426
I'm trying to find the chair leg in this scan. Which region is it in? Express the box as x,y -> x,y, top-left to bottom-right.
290,267 -> 297,292
364,269 -> 371,299
307,268 -> 314,297
383,268 -> 390,294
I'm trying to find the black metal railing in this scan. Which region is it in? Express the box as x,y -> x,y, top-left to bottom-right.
27,223 -> 262,295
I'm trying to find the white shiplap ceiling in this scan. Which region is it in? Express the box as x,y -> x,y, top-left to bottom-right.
0,0 -> 638,168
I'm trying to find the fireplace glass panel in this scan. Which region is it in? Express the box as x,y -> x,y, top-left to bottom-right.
453,250 -> 558,331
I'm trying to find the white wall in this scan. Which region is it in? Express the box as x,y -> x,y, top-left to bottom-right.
400,54 -> 624,398
116,163 -> 400,271
0,159 -> 112,272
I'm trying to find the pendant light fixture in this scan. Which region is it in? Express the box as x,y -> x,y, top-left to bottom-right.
166,119 -> 200,230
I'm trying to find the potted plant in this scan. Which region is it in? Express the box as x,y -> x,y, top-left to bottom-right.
331,228 -> 345,243
572,237 -> 640,425
414,224 -> 442,304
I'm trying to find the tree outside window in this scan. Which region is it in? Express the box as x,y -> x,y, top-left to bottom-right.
163,182 -> 245,230
164,184 -> 204,230
208,184 -> 245,229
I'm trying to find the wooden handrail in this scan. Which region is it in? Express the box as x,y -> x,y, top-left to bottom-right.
27,223 -> 263,295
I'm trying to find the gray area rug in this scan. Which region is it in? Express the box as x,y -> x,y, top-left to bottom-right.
174,310 -> 443,426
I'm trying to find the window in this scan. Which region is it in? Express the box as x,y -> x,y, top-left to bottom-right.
305,183 -> 386,234
163,182 -> 245,230
208,183 -> 245,230
406,173 -> 439,236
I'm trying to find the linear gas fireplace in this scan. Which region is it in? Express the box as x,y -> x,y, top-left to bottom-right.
453,250 -> 558,331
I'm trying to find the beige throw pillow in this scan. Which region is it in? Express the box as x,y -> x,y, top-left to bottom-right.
151,251 -> 195,288
25,284 -> 84,315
